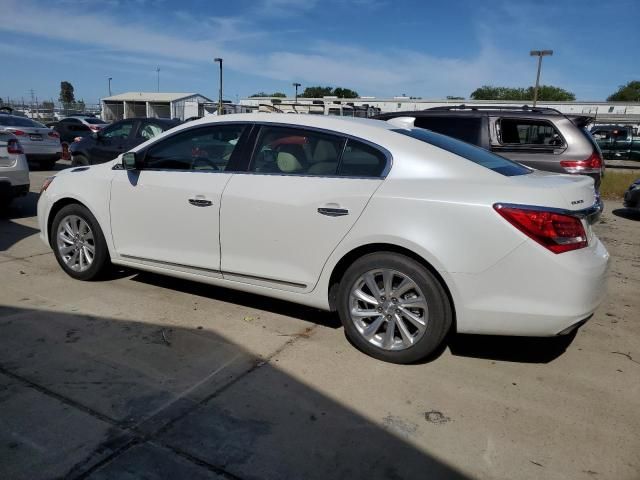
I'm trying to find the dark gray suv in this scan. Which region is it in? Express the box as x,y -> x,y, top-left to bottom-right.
376,105 -> 604,188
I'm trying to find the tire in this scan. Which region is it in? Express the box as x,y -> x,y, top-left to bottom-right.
71,154 -> 90,167
41,159 -> 57,170
337,252 -> 452,364
50,203 -> 110,281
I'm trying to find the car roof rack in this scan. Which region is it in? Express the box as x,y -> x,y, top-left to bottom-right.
427,104 -> 563,115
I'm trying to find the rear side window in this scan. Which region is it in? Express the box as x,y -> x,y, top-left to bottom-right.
414,116 -> 482,145
393,128 -> 531,176
498,118 -> 563,146
0,116 -> 44,128
339,139 -> 387,177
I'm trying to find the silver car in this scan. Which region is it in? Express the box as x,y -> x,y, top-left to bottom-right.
63,115 -> 108,132
0,113 -> 61,169
0,130 -> 29,206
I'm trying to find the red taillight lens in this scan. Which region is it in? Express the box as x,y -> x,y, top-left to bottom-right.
12,130 -> 25,136
560,151 -> 603,174
7,139 -> 24,154
494,204 -> 587,254
48,131 -> 60,138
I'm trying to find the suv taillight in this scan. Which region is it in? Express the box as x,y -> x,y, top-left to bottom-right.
494,204 -> 587,254
48,130 -> 60,139
7,139 -> 23,154
560,151 -> 603,174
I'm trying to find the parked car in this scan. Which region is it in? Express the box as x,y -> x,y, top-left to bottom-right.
376,105 -> 605,189
64,114 -> 108,132
0,130 -> 29,206
623,178 -> 640,210
69,117 -> 180,166
590,125 -> 640,161
0,113 -> 61,169
48,118 -> 94,160
38,114 -> 608,364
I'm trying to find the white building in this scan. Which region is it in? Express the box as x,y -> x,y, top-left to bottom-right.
101,92 -> 212,122
240,96 -> 640,126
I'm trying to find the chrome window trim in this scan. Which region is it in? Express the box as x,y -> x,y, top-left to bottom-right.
493,198 -> 603,224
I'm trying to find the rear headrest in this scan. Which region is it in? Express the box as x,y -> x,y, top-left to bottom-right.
277,151 -> 303,173
313,140 -> 338,163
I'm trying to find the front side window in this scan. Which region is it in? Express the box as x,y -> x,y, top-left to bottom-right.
498,118 -> 564,146
250,126 -> 344,176
144,124 -> 245,171
102,122 -> 134,139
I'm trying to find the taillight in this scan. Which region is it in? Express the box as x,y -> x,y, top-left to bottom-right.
7,139 -> 23,154
12,130 -> 25,136
89,125 -> 102,132
48,131 -> 60,139
560,151 -> 603,174
494,204 -> 587,254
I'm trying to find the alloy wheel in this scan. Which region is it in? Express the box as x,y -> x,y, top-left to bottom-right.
56,215 -> 95,272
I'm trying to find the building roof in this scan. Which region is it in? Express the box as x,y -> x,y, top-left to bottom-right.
102,92 -> 208,102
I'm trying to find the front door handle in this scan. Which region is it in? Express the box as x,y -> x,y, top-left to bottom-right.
188,198 -> 213,207
318,207 -> 349,217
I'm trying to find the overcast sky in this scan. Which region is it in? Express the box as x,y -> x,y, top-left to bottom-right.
0,0 -> 638,104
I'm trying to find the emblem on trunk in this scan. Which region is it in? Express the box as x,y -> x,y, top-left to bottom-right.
571,199 -> 584,205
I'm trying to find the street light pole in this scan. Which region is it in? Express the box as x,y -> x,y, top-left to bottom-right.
214,58 -> 223,115
156,67 -> 160,92
529,50 -> 553,107
293,82 -> 301,103
108,77 -> 112,97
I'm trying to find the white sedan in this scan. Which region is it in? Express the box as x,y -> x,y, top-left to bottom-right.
37,114 -> 609,363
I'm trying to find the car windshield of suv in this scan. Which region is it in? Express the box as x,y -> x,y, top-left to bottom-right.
392,128 -> 532,176
84,118 -> 105,124
0,115 -> 45,128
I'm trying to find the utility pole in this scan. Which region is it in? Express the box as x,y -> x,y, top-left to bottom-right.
529,50 -> 553,107
214,58 -> 223,115
293,82 -> 301,103
156,67 -> 160,92
108,77 -> 112,96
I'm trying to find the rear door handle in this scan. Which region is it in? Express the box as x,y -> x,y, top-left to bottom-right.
188,198 -> 213,207
317,207 -> 349,217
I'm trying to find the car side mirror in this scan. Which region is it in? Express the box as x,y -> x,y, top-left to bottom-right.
122,152 -> 142,170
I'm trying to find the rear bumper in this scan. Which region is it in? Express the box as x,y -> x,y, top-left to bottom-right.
451,237 -> 609,336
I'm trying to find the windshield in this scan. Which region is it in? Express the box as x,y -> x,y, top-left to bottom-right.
0,115 -> 45,128
83,118 -> 106,124
392,128 -> 531,176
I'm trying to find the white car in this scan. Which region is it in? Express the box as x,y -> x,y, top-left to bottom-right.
0,130 -> 29,206
37,114 -> 609,363
0,113 -> 61,169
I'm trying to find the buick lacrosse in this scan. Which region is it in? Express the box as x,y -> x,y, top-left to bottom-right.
37,114 -> 609,363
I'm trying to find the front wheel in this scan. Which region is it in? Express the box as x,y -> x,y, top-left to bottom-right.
337,252 -> 452,364
50,204 -> 110,280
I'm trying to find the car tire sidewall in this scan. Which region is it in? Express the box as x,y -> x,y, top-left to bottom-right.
50,204 -> 109,281
337,252 -> 452,364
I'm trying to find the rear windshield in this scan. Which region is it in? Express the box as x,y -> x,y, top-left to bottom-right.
392,128 -> 531,176
0,115 -> 45,128
84,118 -> 105,124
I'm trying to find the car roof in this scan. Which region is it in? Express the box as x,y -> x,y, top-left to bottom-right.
377,106 -> 567,120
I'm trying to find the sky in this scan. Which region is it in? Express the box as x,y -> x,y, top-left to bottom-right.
0,0 -> 638,105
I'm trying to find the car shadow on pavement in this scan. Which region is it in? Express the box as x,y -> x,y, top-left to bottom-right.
448,330 -> 579,364
131,271 -> 342,329
0,306 -> 468,480
0,193 -> 40,252
612,208 -> 640,221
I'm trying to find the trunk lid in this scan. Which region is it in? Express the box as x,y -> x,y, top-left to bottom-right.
508,170 -> 598,212
5,126 -> 59,145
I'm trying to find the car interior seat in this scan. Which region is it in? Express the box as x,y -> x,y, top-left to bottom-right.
308,140 -> 339,175
276,151 -> 303,173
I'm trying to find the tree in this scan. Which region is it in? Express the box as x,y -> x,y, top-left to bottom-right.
332,87 -> 359,99
607,81 -> 640,101
249,91 -> 287,98
470,84 -> 574,101
300,86 -> 334,98
59,81 -> 75,105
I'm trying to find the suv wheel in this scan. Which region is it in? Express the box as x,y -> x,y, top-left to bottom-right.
50,204 -> 110,280
337,252 -> 452,364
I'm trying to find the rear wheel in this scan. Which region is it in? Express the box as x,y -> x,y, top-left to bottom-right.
337,252 -> 452,364
50,204 -> 110,280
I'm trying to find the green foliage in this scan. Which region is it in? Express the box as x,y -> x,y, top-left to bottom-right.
607,81 -> 640,101
249,91 -> 287,98
59,81 -> 75,105
300,86 -> 359,98
470,85 -> 575,101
